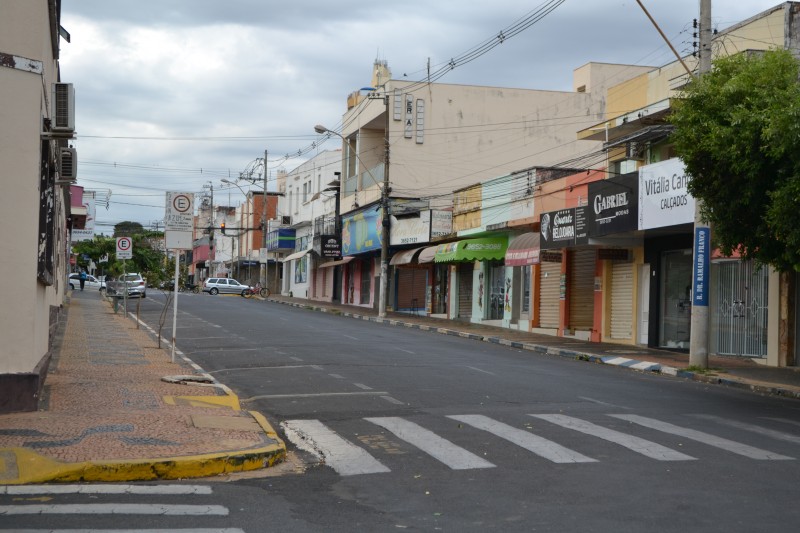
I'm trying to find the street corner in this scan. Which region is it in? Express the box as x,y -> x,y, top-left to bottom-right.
0,447 -> 80,485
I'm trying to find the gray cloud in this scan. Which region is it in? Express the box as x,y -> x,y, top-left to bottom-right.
61,0 -> 782,227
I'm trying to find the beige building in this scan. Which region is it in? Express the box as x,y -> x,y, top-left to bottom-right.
335,60 -> 654,214
0,0 -> 73,412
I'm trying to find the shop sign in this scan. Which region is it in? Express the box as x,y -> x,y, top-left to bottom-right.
540,207 -> 588,249
588,174 -> 638,236
320,235 -> 342,258
638,158 -> 696,230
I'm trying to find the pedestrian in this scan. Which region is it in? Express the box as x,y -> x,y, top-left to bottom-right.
79,269 -> 86,291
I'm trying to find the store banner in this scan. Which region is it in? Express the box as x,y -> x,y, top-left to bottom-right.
540,207 -> 588,249
588,174 -> 638,236
342,207 -> 384,254
638,158 -> 696,230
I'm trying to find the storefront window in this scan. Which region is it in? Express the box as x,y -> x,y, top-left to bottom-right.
432,264 -> 448,315
521,266 -> 531,313
360,259 -> 371,305
659,249 -> 692,349
488,262 -> 505,320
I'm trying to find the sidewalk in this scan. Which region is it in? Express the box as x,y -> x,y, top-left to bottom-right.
0,291 -> 285,485
266,294 -> 800,401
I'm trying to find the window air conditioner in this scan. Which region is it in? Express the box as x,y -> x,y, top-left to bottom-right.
281,215 -> 292,225
52,83 -> 75,132
60,147 -> 77,182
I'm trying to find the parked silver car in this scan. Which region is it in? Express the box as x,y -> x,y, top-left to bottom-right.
203,277 -> 251,296
107,273 -> 147,298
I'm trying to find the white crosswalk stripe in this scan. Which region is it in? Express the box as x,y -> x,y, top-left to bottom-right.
448,414 -> 597,463
365,416 -> 495,470
531,414 -> 696,461
282,419 -> 390,475
609,414 -> 795,460
0,484 -> 243,533
691,414 -> 800,445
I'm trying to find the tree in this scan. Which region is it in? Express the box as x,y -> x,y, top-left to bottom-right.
669,49 -> 800,272
114,221 -> 144,237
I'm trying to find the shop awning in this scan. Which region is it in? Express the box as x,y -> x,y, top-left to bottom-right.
390,247 -> 426,266
434,236 -> 508,263
417,245 -> 439,264
283,249 -> 310,262
505,232 -> 541,266
318,256 -> 355,268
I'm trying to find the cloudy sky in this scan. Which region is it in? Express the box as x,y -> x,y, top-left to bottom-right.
60,0 -> 782,232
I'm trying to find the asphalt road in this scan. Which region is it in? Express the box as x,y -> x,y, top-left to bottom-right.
12,290 -> 797,533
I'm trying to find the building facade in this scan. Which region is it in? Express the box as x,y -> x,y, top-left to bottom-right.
0,0 -> 73,412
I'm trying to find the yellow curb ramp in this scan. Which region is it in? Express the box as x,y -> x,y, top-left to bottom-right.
0,411 -> 285,485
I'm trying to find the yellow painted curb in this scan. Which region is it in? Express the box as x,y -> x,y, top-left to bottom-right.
163,394 -> 241,410
0,411 -> 286,485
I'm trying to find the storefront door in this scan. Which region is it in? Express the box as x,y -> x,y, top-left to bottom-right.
659,249 -> 692,349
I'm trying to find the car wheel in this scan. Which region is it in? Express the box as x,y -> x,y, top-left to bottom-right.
242,289 -> 249,297
69,283 -> 74,290
142,292 -> 146,298
210,288 -> 219,295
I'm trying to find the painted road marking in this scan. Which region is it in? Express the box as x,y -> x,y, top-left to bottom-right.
449,414 -> 596,464
609,414 -> 794,460
531,414 -> 695,461
365,417 -> 495,470
691,414 -> 800,445
0,504 -> 228,515
244,391 -> 388,401
282,419 -> 390,476
0,484 -> 212,495
465,366 -> 495,376
10,530 -> 244,533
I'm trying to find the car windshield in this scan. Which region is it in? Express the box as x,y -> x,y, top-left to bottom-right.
122,275 -> 141,282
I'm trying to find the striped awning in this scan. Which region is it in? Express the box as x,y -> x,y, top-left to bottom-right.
390,247 -> 426,266
504,232 -> 540,266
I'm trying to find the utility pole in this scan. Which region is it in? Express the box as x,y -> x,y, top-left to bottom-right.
689,0 -> 712,368
378,94 -> 390,318
268,148 -> 278,291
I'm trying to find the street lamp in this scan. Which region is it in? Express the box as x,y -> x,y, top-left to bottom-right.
236,151 -> 269,289
315,122 -> 390,318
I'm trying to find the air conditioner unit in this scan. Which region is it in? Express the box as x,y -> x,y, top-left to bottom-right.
281,215 -> 292,225
59,147 -> 77,182
51,83 -> 75,132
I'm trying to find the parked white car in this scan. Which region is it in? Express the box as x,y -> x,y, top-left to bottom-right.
68,273 -> 102,291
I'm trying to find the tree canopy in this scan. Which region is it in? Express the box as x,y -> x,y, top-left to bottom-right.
669,48 -> 800,272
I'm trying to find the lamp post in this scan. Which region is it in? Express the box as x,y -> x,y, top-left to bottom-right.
315,118 -> 390,318
202,181 -> 214,277
236,151 -> 269,289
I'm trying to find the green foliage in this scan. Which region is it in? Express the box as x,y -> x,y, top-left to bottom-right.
114,221 -> 145,237
669,49 -> 800,272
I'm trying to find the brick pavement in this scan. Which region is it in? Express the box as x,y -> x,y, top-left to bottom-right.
0,291 -> 285,485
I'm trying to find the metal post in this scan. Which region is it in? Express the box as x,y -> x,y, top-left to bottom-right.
378,94 -> 390,318
209,184 -> 215,277
263,149 -> 268,289
689,0 -> 712,368
171,251 -> 179,363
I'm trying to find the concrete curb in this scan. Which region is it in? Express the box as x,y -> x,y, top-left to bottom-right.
268,298 -> 800,401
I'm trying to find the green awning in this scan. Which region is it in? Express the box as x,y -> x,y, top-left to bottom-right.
434,236 -> 508,263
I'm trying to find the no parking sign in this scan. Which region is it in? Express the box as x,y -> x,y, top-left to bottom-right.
116,237 -> 133,259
